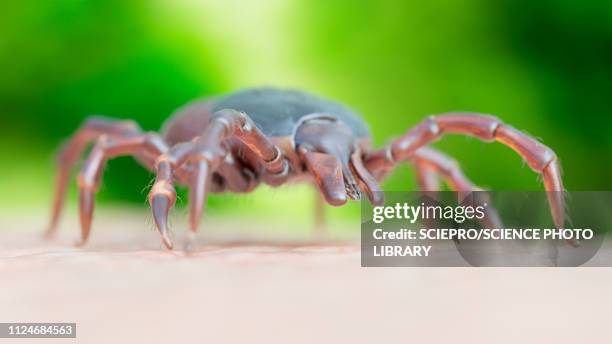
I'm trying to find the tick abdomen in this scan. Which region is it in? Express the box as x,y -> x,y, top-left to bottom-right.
162,88 -> 370,145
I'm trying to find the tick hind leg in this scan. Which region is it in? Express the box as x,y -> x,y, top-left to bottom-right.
47,117 -> 145,237
365,113 -> 564,228
76,133 -> 168,245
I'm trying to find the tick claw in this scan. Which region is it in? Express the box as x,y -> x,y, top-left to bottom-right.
345,182 -> 362,201
160,232 -> 174,250
189,160 -> 209,232
78,188 -> 94,244
343,170 -> 362,201
151,194 -> 174,250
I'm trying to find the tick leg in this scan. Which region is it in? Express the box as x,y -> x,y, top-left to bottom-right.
176,109 -> 292,250
414,148 -> 473,193
47,117 -> 141,238
413,148 -> 502,229
217,155 -> 258,193
413,153 -> 440,229
364,113 -> 565,228
149,158 -> 177,249
185,159 -> 210,250
209,109 -> 290,185
349,149 -> 384,206
77,133 -> 168,245
147,142 -> 194,250
415,158 -> 439,191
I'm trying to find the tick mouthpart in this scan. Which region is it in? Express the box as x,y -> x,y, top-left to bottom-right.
344,177 -> 362,201
340,161 -> 362,201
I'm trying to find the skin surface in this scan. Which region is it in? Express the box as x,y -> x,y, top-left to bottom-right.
5,212 -> 610,343
47,87 -> 566,250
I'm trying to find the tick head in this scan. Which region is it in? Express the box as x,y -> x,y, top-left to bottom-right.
294,115 -> 381,205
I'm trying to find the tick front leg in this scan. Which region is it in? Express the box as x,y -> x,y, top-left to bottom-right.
365,113 -> 565,228
149,157 -> 177,250
146,142 -> 194,250
160,109 -> 291,251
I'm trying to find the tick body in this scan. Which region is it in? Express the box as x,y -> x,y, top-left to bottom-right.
47,87 -> 564,250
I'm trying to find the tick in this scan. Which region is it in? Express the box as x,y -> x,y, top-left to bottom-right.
47,88 -> 564,249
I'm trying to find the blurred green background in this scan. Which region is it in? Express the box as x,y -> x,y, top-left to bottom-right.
1,0 -> 610,223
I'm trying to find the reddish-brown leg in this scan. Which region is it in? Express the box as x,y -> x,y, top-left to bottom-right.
149,109 -> 290,250
149,158 -> 177,249
77,133 -> 168,245
415,159 -> 439,192
412,147 -> 502,228
148,142 -> 194,249
47,117 -> 142,238
217,154 -> 258,193
413,148 -> 475,193
350,149 -> 384,205
365,113 -> 565,228
413,154 -> 442,229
